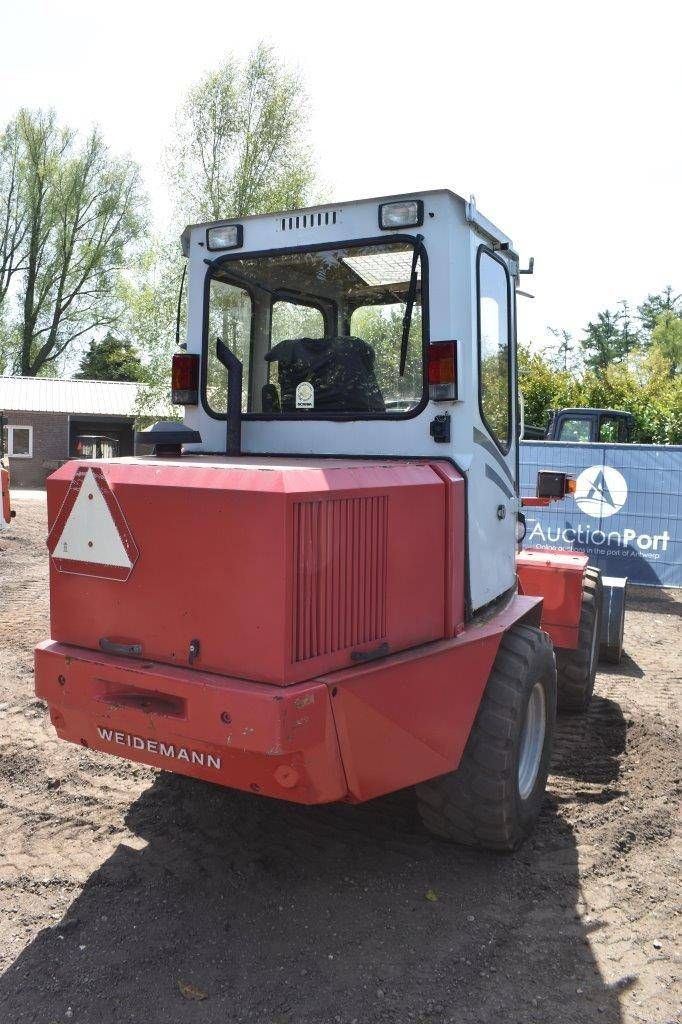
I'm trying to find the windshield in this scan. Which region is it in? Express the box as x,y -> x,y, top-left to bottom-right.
203,239 -> 425,418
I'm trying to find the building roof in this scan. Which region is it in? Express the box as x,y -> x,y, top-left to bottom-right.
0,375 -> 170,417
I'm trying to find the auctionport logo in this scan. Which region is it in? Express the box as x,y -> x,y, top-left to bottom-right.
527,461 -> 671,557
574,465 -> 628,518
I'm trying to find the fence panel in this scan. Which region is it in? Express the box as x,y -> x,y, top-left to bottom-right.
519,441 -> 682,588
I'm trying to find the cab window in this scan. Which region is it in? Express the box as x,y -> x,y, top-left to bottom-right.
271,301 -> 325,345
599,417 -> 620,442
559,417 -> 591,442
204,239 -> 425,417
477,249 -> 511,452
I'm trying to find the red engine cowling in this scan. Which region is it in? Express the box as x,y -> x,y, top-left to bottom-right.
46,457 -> 465,685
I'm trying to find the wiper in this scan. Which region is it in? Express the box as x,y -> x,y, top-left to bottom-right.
399,234 -> 423,377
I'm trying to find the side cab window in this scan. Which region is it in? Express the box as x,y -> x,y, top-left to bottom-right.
477,248 -> 511,453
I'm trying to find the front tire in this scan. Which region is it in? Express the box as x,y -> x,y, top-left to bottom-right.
416,625 -> 557,852
555,567 -> 602,713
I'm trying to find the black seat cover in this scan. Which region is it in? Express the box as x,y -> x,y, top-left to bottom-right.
265,336 -> 385,413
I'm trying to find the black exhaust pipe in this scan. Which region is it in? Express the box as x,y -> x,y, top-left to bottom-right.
216,339 -> 243,457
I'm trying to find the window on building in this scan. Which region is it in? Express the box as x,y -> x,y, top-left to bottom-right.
2,424 -> 33,458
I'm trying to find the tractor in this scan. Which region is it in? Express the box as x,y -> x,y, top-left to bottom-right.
35,191 -> 602,850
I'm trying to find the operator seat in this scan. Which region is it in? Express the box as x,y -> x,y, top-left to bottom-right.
265,336 -> 385,413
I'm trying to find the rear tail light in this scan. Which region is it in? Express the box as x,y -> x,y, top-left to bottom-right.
172,353 -> 199,405
428,341 -> 457,401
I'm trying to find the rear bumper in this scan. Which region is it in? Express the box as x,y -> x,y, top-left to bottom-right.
35,594 -> 543,805
34,641 -> 348,804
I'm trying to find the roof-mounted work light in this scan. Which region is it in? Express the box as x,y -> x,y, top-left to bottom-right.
206,224 -> 243,251
378,200 -> 424,230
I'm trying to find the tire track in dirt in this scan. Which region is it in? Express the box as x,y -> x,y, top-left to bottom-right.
0,496 -> 679,1024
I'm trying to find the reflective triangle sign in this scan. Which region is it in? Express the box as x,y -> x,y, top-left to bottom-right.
47,467 -> 138,581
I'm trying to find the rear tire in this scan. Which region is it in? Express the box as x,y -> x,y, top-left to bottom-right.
416,625 -> 557,852
555,567 -> 602,713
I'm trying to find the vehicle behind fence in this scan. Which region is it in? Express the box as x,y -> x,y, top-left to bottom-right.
520,441 -> 682,588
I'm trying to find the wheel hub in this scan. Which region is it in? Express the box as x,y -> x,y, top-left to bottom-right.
518,681 -> 546,800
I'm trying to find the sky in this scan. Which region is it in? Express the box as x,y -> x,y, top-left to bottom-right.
1,0 -> 680,356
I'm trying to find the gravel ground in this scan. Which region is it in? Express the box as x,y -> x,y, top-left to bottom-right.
0,493 -> 679,1024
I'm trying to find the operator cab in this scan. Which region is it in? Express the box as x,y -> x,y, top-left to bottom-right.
178,191 -> 526,613
547,408 -> 634,444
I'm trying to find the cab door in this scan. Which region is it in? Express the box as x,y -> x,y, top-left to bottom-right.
468,244 -> 518,612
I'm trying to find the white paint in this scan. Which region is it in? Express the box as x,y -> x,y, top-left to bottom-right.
96,727 -> 221,769
183,190 -> 519,611
574,465 -> 628,518
55,468 -> 131,567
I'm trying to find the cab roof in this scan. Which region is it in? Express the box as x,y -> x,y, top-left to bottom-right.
180,189 -> 514,257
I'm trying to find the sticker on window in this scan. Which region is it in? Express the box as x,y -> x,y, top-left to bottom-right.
295,382 -> 315,409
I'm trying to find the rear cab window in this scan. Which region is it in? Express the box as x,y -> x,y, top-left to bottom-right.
202,238 -> 426,419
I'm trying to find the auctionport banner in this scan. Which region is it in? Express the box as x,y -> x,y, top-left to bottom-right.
519,442 -> 682,588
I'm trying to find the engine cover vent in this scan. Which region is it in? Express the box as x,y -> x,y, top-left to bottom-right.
276,208 -> 342,233
293,496 -> 387,663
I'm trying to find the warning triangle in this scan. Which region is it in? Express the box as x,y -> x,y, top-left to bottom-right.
47,467 -> 138,581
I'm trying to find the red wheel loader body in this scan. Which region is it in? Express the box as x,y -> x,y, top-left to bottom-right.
35,191 -> 592,839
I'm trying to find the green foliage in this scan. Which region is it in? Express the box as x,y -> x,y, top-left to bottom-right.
130,44 -> 318,412
546,327 -> 577,372
117,238 -> 183,417
350,304 -> 422,406
519,343 -> 681,445
637,286 -> 681,336
169,43 -> 314,222
650,310 -> 682,374
75,333 -> 146,382
517,344 -> 582,430
0,108 -> 146,376
580,308 -> 638,371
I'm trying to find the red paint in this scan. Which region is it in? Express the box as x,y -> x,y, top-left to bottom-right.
322,594 -> 541,801
46,458 -> 453,686
516,548 -> 588,649
35,640 -> 347,804
47,466 -> 138,580
35,594 -> 541,804
520,496 -> 553,508
1,464 -> 11,527
429,461 -> 466,637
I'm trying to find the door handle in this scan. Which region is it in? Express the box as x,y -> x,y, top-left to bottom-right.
99,638 -> 143,657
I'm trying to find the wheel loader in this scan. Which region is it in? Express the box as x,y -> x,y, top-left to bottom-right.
35,191 -> 602,850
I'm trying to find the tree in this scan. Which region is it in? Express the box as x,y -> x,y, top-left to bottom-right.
127,45 -> 317,413
650,310 -> 682,374
638,286 -> 681,336
517,343 -> 581,430
119,238 -> 185,417
0,109 -> 146,376
546,327 -> 577,373
75,333 -> 146,382
0,119 -> 27,311
169,43 -> 314,222
580,309 -> 630,372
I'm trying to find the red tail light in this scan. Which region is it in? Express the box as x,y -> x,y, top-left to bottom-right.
428,341 -> 457,401
172,353 -> 199,405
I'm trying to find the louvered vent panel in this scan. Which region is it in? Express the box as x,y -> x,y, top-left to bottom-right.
275,209 -> 341,232
292,496 -> 388,663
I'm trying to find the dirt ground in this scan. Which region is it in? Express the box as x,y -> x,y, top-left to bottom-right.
0,494 -> 679,1024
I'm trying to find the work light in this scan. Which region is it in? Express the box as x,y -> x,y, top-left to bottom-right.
378,200 -> 424,230
206,224 -> 244,251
